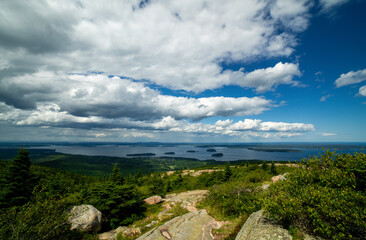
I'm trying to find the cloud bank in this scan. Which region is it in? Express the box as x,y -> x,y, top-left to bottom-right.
0,0 -> 328,141
0,74 -> 273,121
0,0 -> 310,94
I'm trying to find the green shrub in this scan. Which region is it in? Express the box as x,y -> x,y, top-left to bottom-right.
204,181 -> 262,219
0,197 -> 90,240
263,151 -> 366,240
85,182 -> 145,229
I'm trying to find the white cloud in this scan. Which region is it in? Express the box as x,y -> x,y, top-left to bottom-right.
320,94 -> 332,101
122,132 -> 155,139
0,0 -> 312,93
359,85 -> 366,97
0,73 -> 274,122
163,118 -> 315,140
0,102 -> 315,139
270,0 -> 310,32
335,68 -> 366,87
320,132 -> 336,136
0,0 -> 328,141
320,0 -> 349,10
230,119 -> 314,132
226,62 -> 301,93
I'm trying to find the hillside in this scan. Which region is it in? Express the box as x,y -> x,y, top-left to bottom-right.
0,150 -> 365,239
0,148 -> 250,176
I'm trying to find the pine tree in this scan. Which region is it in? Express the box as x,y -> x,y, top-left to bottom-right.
270,162 -> 278,175
224,162 -> 232,181
165,180 -> 172,193
110,163 -> 123,184
2,148 -> 33,207
262,162 -> 269,171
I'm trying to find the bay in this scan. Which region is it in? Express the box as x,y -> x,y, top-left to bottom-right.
31,142 -> 366,162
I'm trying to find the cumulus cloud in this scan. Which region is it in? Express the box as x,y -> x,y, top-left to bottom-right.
335,68 -> 366,87
156,118 -> 315,140
0,0 -> 312,93
0,101 -> 314,139
0,73 -> 273,121
359,85 -> 366,97
0,0 -> 328,141
226,62 -> 301,93
320,94 -> 332,102
230,119 -> 314,132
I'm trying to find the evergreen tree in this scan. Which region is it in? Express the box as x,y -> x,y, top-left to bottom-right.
149,173 -> 165,195
136,169 -> 143,179
224,163 -> 232,181
110,163 -> 124,184
165,180 -> 173,193
270,162 -> 278,175
2,148 -> 34,207
262,162 -> 269,171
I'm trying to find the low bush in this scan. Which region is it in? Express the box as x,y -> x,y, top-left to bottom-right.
263,151 -> 366,239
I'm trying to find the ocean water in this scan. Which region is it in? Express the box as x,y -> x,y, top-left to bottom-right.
30,142 -> 366,162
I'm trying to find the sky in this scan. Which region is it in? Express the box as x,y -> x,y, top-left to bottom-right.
0,0 -> 365,143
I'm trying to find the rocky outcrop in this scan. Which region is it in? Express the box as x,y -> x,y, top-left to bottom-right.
68,205 -> 102,232
144,195 -> 163,205
235,210 -> 292,240
98,226 -> 141,240
271,173 -> 288,183
165,169 -> 223,176
156,190 -> 208,220
164,190 -> 208,211
304,234 -> 324,240
136,209 -> 221,240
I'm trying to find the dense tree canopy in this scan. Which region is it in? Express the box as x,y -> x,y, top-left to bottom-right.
0,149 -> 34,207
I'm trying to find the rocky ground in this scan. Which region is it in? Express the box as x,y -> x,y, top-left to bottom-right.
84,171 -> 322,240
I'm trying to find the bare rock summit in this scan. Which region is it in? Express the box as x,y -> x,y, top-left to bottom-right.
136,209 -> 221,240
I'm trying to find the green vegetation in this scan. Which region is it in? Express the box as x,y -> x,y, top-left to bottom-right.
0,150 -> 98,239
201,152 -> 365,240
0,148 -> 235,176
263,151 -> 366,239
200,164 -> 288,230
0,149 -> 364,240
0,148 -> 34,207
270,161 -> 278,175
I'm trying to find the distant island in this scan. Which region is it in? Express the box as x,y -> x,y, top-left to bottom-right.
211,153 -> 223,157
126,153 -> 156,157
164,152 -> 175,155
206,149 -> 216,152
187,150 -> 198,153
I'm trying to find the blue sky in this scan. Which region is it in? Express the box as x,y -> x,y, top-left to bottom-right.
0,0 -> 365,142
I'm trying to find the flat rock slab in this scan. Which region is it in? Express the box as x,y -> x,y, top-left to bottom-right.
98,226 -> 141,240
235,210 -> 292,240
271,173 -> 288,183
164,190 -> 209,210
144,195 -> 163,205
136,209 -> 221,240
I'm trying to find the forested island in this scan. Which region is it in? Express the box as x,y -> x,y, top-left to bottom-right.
0,149 -> 365,239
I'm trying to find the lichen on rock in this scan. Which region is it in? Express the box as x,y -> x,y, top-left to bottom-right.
68,204 -> 102,233
235,210 -> 292,240
136,209 -> 221,240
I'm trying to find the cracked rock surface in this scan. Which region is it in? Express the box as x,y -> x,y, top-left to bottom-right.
235,210 -> 292,240
136,209 -> 221,240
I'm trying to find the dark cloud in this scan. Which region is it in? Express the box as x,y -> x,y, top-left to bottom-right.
0,1 -> 76,54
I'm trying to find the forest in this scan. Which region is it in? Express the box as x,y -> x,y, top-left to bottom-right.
0,149 -> 365,239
